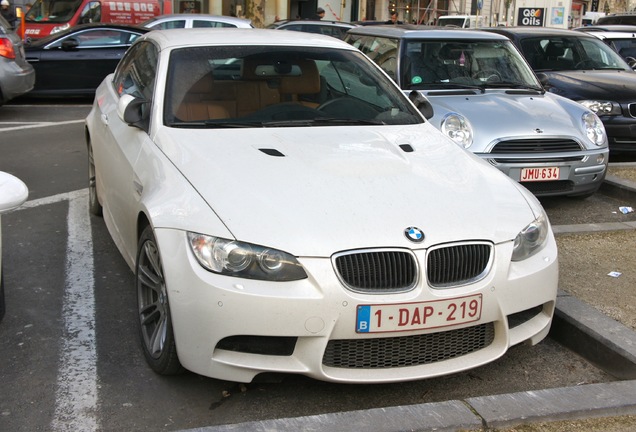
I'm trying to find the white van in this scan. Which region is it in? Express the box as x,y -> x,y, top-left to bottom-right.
437,15 -> 485,28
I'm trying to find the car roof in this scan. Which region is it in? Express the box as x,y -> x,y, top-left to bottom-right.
585,31 -> 636,39
274,20 -> 356,27
141,28 -> 359,50
574,24 -> 636,32
144,14 -> 252,25
483,26 -> 600,39
347,25 -> 509,40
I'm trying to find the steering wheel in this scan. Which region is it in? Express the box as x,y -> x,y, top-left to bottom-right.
574,59 -> 598,70
317,97 -> 379,119
472,69 -> 502,82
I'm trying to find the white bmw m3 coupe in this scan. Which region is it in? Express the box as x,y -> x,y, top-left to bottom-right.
85,28 -> 558,383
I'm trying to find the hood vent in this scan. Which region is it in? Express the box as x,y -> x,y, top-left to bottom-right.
259,148 -> 285,157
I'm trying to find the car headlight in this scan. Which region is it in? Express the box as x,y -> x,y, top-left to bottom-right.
50,23 -> 71,35
578,100 -> 621,116
581,112 -> 607,146
440,113 -> 473,148
187,233 -> 307,281
511,213 -> 549,262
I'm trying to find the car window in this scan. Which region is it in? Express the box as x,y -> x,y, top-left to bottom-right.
113,40 -> 158,101
192,20 -> 236,28
350,35 -> 399,80
163,46 -> 423,127
520,36 -> 629,71
609,38 -> 636,59
151,20 -> 186,30
48,29 -> 141,48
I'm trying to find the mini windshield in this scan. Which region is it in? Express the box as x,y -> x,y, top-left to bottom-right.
164,46 -> 424,128
519,36 -> 631,71
402,39 -> 541,90
25,0 -> 82,23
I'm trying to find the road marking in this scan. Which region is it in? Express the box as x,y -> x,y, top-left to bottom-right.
19,189 -> 88,210
50,192 -> 98,431
0,119 -> 85,133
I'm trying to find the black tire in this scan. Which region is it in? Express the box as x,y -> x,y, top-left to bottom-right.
87,140 -> 103,217
136,226 -> 184,375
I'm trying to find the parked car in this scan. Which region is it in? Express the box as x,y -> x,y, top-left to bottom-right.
575,24 -> 636,33
346,26 -> 608,197
596,14 -> 636,26
141,14 -> 253,30
584,31 -> 636,68
86,28 -> 558,383
437,15 -> 485,28
24,23 -> 148,97
267,19 -> 357,39
0,171 -> 28,322
485,27 -> 636,154
0,15 -> 35,105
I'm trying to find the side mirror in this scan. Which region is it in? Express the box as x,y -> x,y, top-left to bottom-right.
0,172 -> 29,214
61,38 -> 80,50
117,93 -> 149,131
408,90 -> 434,119
536,72 -> 550,89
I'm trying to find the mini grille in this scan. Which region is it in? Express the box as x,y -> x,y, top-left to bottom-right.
322,323 -> 495,369
334,250 -> 417,292
629,103 -> 636,118
491,138 -> 582,153
427,243 -> 491,287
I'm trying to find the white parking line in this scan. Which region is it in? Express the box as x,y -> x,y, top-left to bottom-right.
24,190 -> 98,431
0,119 -> 85,133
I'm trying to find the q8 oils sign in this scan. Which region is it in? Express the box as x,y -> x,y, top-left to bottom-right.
518,8 -> 545,26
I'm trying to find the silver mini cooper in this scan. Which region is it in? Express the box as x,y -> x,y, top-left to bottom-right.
346,26 -> 609,198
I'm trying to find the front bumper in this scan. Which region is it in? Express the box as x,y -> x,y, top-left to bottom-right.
156,228 -> 559,384
0,60 -> 35,103
478,147 -> 608,197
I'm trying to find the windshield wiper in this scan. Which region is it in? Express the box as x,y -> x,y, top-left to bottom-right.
411,82 -> 485,93
261,118 -> 385,127
167,121 -> 265,128
484,82 -> 545,93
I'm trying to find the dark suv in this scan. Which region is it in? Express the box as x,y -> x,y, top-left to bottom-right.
596,14 -> 636,25
485,27 -> 636,153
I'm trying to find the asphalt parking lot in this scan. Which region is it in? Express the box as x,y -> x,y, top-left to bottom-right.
1,100 -> 636,431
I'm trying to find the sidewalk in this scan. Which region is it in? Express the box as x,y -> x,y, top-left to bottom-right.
183,167 -> 636,432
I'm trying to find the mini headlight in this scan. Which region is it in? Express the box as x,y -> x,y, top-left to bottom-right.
578,100 -> 621,116
511,213 -> 549,262
581,112 -> 607,146
441,113 -> 473,148
187,233 -> 307,281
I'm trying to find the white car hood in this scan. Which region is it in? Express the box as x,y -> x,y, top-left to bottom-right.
424,90 -> 588,151
154,125 -> 534,256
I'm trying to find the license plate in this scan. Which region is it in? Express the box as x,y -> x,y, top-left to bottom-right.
356,294 -> 482,333
520,167 -> 560,182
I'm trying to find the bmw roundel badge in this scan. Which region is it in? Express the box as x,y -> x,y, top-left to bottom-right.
405,227 -> 424,243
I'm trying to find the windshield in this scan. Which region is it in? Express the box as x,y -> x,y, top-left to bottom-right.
437,18 -> 466,27
164,46 -> 424,128
25,0 -> 82,23
519,36 -> 631,71
402,39 -> 541,90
